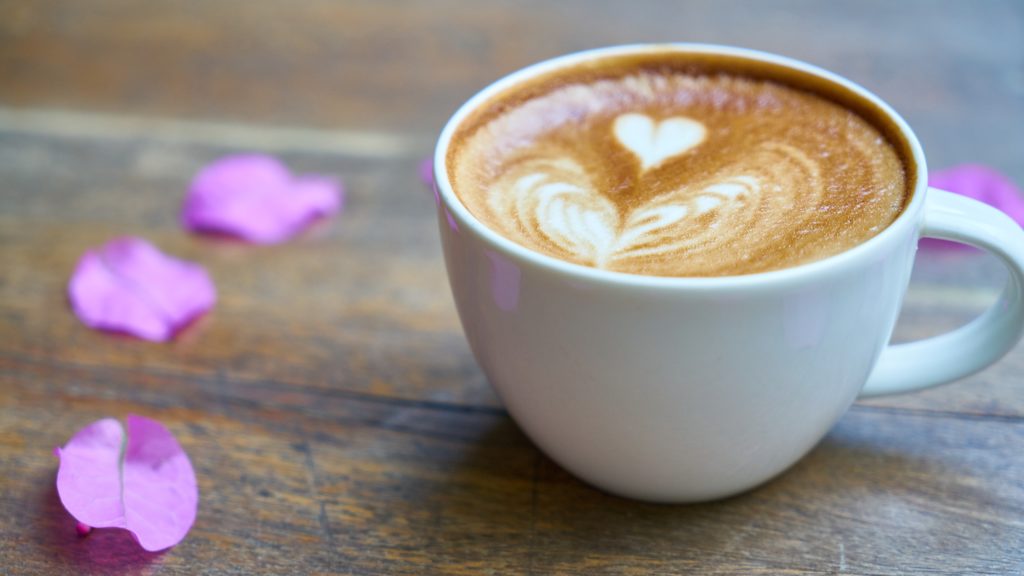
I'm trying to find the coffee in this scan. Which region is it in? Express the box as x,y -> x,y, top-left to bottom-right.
447,53 -> 911,277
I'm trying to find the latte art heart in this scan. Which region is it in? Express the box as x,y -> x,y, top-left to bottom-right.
508,166 -> 618,265
613,113 -> 706,171
449,67 -> 908,276
490,149 -> 812,270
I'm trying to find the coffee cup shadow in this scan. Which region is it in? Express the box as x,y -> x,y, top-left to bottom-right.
428,408 -> 1001,567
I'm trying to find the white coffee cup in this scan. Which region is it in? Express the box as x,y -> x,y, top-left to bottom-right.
432,44 -> 1024,502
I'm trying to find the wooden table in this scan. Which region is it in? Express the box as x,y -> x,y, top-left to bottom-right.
2,1 -> 1023,574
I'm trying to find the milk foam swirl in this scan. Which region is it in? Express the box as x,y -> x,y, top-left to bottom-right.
450,69 -> 907,276
489,138 -> 821,271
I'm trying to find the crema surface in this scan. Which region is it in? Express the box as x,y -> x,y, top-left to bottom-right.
448,60 -> 909,277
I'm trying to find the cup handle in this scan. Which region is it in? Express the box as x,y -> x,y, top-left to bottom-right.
859,187 -> 1024,397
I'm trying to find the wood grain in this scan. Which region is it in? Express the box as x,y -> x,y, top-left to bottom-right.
1,0 -> 1023,574
4,360 -> 1024,575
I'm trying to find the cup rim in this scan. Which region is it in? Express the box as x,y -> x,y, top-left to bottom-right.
433,43 -> 927,290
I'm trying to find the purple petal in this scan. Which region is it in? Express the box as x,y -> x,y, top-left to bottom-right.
183,154 -> 343,243
925,165 -> 1024,250
68,237 -> 217,342
55,419 -> 127,531
55,416 -> 198,552
929,164 -> 1024,225
121,415 -> 199,552
418,157 -> 434,188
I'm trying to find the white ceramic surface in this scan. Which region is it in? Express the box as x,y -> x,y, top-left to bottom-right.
433,44 -> 1024,502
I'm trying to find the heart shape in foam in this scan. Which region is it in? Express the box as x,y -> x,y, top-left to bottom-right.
505,167 -> 757,268
613,113 -> 706,170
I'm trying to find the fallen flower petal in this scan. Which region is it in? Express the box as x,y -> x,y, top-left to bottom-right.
183,154 -> 343,243
68,237 -> 216,342
925,165 -> 1024,250
53,419 -> 124,531
930,164 -> 1024,225
418,157 -> 434,188
55,415 -> 198,552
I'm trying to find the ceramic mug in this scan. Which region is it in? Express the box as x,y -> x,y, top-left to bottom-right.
431,44 -> 1024,502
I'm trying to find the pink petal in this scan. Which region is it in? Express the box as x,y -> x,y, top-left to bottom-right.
183,154 -> 344,243
924,165 -> 1024,250
55,419 -> 127,531
68,237 -> 216,342
418,157 -> 434,188
55,415 -> 198,552
929,164 -> 1024,225
122,415 -> 199,552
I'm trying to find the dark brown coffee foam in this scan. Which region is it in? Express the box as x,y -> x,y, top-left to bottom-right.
448,52 -> 912,277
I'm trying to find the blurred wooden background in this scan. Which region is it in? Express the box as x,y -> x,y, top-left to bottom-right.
1,1 -> 1022,574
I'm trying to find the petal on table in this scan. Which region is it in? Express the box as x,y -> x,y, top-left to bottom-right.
419,157 -> 434,188
54,419 -> 127,531
929,164 -> 1024,225
68,237 -> 216,342
183,153 -> 344,243
925,165 -> 1024,250
55,415 -> 198,552
121,415 -> 199,552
